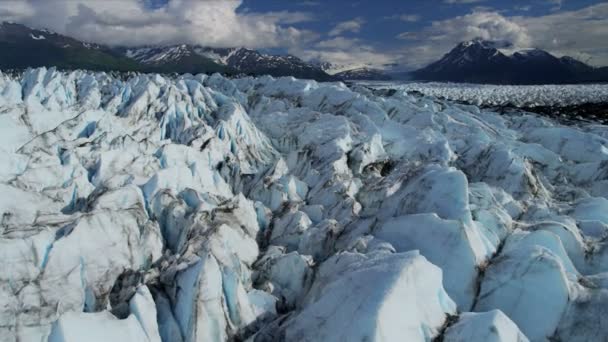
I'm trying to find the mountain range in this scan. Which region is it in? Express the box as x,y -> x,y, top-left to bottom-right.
412,39 -> 608,84
1,22 -> 607,84
121,45 -> 335,81
0,22 -> 334,81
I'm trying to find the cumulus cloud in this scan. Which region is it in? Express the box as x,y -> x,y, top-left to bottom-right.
396,3 -> 608,69
0,0 -> 317,48
0,1 -> 35,21
329,18 -> 365,36
315,37 -> 360,50
292,36 -> 394,71
400,14 -> 421,22
472,6 -> 495,12
397,11 -> 531,67
385,14 -> 421,22
514,3 -> 608,65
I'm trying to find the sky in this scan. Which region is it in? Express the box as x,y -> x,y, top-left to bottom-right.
0,0 -> 607,70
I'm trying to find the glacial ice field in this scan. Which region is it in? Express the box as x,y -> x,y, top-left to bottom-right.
1,67 -> 608,342
366,81 -> 608,108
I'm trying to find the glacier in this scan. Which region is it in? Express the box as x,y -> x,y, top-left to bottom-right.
376,82 -> 608,108
1,67 -> 608,342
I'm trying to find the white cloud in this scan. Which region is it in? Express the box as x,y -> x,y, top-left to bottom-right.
0,0 -> 317,48
0,1 -> 35,22
0,0 -> 387,70
397,11 -> 532,62
514,3 -> 608,65
472,6 -> 495,12
329,18 -> 365,36
386,14 -> 421,22
401,15 -> 421,22
548,0 -> 563,11
515,5 -> 532,12
293,36 -> 393,70
316,37 -> 360,50
296,48 -> 394,71
396,3 -> 608,68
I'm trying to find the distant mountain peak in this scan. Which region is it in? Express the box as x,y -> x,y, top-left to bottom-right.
431,40 -> 509,73
333,67 -> 392,81
457,39 -> 513,50
458,39 -> 489,49
413,40 -> 605,84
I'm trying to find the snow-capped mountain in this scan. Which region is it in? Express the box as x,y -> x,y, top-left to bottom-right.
0,22 -> 334,80
316,61 -> 401,80
120,45 -> 334,81
2,67 -> 608,341
334,67 -> 392,80
119,45 -> 229,74
413,39 -> 608,84
125,45 -> 194,65
207,47 -> 334,81
316,61 -> 370,75
417,40 -> 511,74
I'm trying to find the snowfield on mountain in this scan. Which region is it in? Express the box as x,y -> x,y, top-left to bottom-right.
1,67 -> 608,342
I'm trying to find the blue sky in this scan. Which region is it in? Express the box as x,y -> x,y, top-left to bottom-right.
1,0 -> 607,70
242,0 -> 600,50
236,0 -> 607,70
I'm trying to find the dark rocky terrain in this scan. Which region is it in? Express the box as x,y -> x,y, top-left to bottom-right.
413,39 -> 608,84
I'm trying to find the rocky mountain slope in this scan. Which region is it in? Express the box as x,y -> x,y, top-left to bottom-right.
123,46 -> 334,81
334,67 -> 392,80
0,22 -> 334,81
206,47 -> 334,81
2,67 -> 608,341
413,39 -> 608,84
0,22 -> 142,72
119,45 -> 230,74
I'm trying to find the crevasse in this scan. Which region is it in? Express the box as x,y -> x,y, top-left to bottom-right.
1,67 -> 608,342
